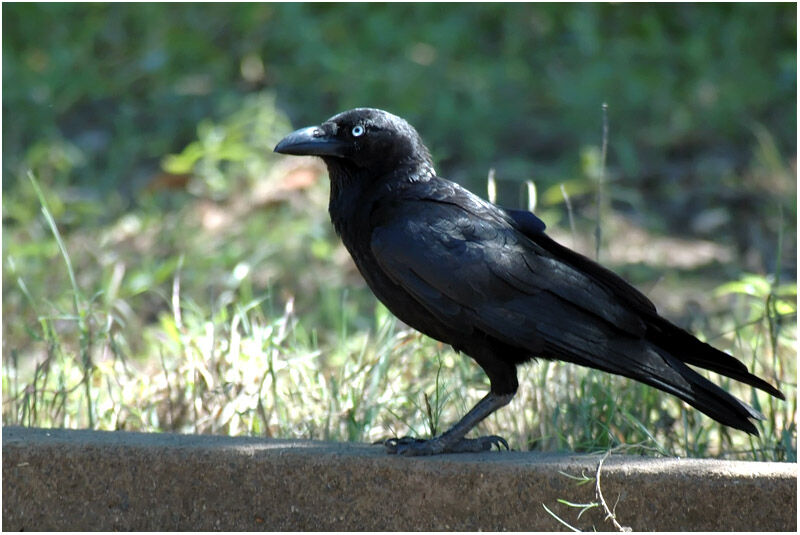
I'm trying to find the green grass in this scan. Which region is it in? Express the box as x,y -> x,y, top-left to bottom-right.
3,167 -> 795,461
2,93 -> 795,462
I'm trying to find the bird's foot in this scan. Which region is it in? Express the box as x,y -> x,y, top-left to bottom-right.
383,435 -> 509,456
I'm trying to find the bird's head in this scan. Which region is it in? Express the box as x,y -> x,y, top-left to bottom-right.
274,108 -> 435,182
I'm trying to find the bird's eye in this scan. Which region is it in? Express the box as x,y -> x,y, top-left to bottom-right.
351,125 -> 365,137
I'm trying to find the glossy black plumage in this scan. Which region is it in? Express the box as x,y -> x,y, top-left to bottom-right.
274,108 -> 784,455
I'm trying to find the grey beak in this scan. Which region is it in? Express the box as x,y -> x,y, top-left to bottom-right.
274,126 -> 347,157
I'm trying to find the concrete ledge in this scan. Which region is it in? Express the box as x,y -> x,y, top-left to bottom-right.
2,426 -> 796,531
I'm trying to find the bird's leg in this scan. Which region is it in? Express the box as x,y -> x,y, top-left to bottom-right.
384,391 -> 514,456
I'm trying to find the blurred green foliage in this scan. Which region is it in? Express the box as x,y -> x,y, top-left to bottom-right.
3,3 -> 795,281
4,3 -> 795,192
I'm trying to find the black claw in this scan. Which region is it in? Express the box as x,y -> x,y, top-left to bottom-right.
383,435 -> 509,456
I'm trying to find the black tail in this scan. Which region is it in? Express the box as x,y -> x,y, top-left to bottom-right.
597,344 -> 778,435
656,350 -> 767,434
648,316 -> 785,399
553,337 -> 782,435
527,229 -> 784,433
644,320 -> 784,435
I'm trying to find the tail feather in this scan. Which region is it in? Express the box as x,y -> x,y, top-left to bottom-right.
599,346 -> 766,435
657,351 -> 764,434
529,228 -> 784,427
648,317 -> 785,400
551,339 -> 771,435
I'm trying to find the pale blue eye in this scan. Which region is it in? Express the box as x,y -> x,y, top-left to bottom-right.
351,125 -> 365,137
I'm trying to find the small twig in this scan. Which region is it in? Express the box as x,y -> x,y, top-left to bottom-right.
423,392 -> 437,437
594,102 -> 609,261
594,449 -> 631,532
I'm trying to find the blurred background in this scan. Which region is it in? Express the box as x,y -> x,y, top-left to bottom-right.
2,3 -> 796,460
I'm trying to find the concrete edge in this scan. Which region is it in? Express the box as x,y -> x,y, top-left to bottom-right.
3,426 -> 797,531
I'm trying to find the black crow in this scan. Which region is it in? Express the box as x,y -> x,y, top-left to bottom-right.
274,108 -> 784,456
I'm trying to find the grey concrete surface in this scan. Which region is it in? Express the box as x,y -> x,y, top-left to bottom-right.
2,426 -> 796,531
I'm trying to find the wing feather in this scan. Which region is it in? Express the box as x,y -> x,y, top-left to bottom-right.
370,199 -> 647,354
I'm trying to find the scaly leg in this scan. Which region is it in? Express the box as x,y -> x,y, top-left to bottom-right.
384,391 -> 514,456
